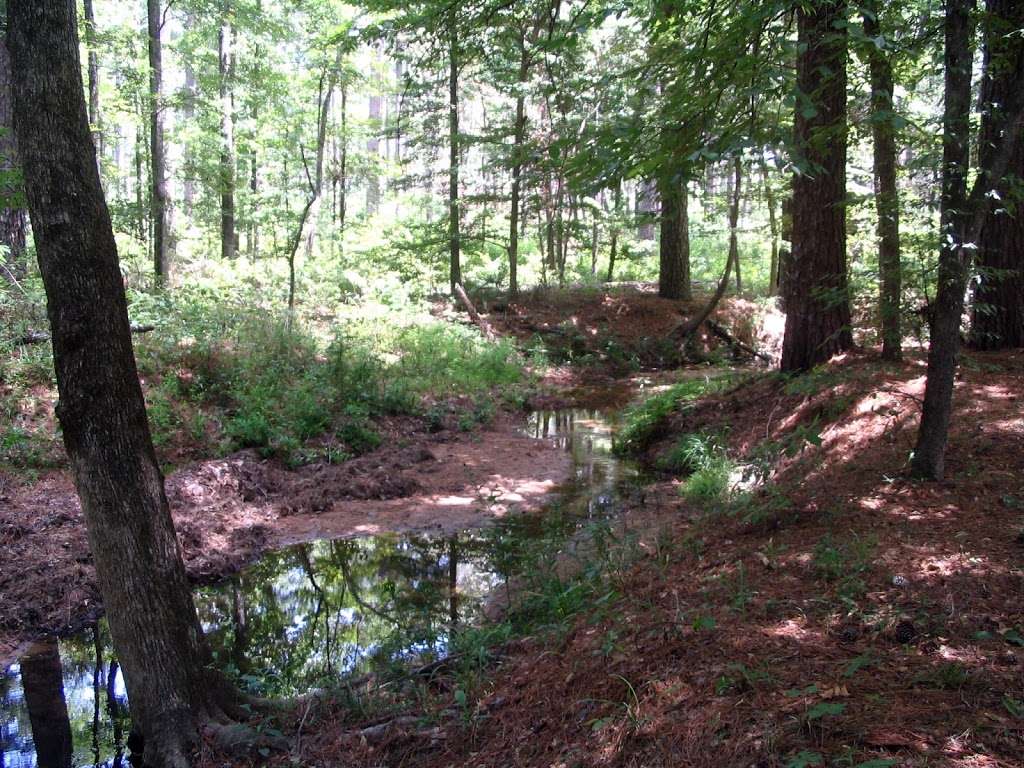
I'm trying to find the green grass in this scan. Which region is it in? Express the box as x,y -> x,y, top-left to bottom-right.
613,377 -> 733,456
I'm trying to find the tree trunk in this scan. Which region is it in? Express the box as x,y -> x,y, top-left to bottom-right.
83,0 -> 102,165
912,0 -> 1024,477
657,176 -> 690,300
366,69 -> 381,215
508,38 -> 529,298
147,0 -> 169,284
679,157 -> 742,338
636,178 -> 657,240
863,0 -> 903,360
183,19 -> 197,215
448,15 -> 461,294
911,0 -> 974,480
287,51 -> 340,309
0,29 -> 26,282
606,182 -> 621,283
761,160 -> 779,296
780,0 -> 852,372
20,639 -> 74,768
219,3 -> 236,261
971,0 -> 1024,349
8,2 -> 241,763
338,84 -> 348,233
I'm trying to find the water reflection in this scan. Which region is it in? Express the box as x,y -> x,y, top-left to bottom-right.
1,408 -> 630,766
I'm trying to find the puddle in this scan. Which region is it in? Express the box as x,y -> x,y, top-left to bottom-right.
1,409 -> 633,766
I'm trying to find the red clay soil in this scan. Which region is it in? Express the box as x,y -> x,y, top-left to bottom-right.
0,412 -> 571,666
272,350 -> 1024,768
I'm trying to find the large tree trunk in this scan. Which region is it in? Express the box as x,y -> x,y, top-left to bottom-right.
780,0 -> 852,372
657,176 -> 690,300
20,639 -> 74,768
448,14 -> 461,294
0,29 -> 26,282
971,0 -> 1024,349
219,3 -> 236,261
147,0 -> 169,284
863,0 -> 903,360
8,2 -> 241,764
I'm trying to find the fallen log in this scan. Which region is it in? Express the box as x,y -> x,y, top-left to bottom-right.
453,283 -> 497,341
707,319 -> 771,362
13,324 -> 156,346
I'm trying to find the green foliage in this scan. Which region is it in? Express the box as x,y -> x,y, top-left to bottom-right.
680,455 -> 733,503
812,534 -> 876,603
614,377 -> 732,456
657,431 -> 722,474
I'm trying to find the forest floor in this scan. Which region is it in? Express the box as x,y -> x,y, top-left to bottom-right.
260,296 -> 1021,768
3,286 -> 1023,768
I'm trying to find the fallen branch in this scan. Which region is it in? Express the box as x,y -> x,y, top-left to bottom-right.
13,324 -> 155,346
453,283 -> 497,341
707,319 -> 771,362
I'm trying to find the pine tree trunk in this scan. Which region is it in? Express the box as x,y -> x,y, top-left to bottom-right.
448,15 -> 461,294
911,0 -> 974,480
8,2 -> 241,763
147,0 -> 169,283
657,176 -> 690,300
636,178 -> 657,240
781,0 -> 852,372
606,182 -> 621,283
971,0 -> 1024,349
0,29 -> 26,282
219,4 -> 236,261
863,0 -> 903,360
338,84 -> 348,232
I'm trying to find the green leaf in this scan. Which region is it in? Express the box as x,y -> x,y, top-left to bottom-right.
786,751 -> 823,768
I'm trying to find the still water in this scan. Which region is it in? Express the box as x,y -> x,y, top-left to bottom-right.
1,409 -> 632,767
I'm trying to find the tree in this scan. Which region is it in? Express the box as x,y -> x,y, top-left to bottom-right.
148,0 -> 170,283
781,0 -> 853,372
657,176 -> 690,299
911,0 -> 1024,479
970,0 -> 1024,349
0,14 -> 25,282
7,1 -> 243,763
219,0 -> 237,261
861,0 -> 902,360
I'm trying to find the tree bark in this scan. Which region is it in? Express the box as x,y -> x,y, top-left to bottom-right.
7,2 -> 241,763
780,0 -> 852,372
606,181 -> 621,282
0,28 -> 26,282
863,0 -> 903,360
219,2 -> 236,261
971,0 -> 1024,349
448,13 -> 462,294
657,176 -> 690,300
147,0 -> 169,283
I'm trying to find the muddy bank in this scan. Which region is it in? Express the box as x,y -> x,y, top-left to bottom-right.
0,412 -> 574,666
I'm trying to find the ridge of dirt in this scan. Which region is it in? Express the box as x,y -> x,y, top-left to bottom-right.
0,411 -> 573,667
287,350 -> 1024,768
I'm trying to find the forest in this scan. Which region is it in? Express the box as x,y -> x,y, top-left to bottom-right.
0,0 -> 1022,766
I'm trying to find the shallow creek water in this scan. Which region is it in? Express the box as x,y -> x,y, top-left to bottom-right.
0,408 -> 636,767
